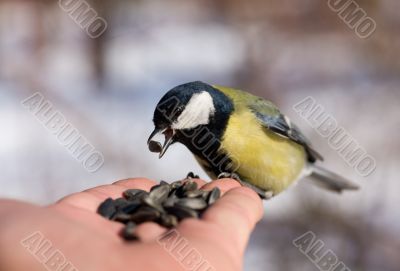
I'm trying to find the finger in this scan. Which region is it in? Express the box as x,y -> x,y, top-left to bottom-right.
55,178 -> 157,213
201,186 -> 263,254
201,178 -> 242,195
113,178 -> 157,191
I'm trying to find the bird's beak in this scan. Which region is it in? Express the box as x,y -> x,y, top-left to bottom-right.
147,127 -> 176,159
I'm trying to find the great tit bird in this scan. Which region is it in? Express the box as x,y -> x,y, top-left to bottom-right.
148,81 -> 359,199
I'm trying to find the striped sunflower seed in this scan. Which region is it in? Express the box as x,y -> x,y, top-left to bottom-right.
142,196 -> 164,212
98,178 -> 223,242
122,222 -> 138,241
123,189 -> 148,201
184,190 -> 204,198
160,180 -> 169,185
158,213 -> 178,228
113,212 -> 132,223
165,205 -> 199,221
130,206 -> 160,224
163,195 -> 179,208
97,198 -> 116,219
183,181 -> 198,191
207,187 -> 221,205
176,181 -> 198,197
176,198 -> 207,210
171,180 -> 183,189
201,190 -> 211,200
114,198 -> 130,209
120,201 -> 141,214
149,184 -> 170,203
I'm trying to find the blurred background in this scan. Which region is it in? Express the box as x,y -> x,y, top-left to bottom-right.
1,0 -> 399,270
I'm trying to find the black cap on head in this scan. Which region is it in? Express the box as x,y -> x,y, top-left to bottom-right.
153,81 -> 215,129
149,81 -> 234,158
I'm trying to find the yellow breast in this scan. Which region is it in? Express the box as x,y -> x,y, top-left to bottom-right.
220,110 -> 307,194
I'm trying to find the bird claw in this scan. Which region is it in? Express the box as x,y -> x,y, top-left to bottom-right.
218,172 -> 241,181
218,172 -> 274,200
186,172 -> 200,179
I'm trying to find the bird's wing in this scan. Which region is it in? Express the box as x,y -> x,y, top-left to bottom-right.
249,98 -> 323,163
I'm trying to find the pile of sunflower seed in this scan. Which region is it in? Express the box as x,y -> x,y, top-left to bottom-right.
97,178 -> 221,241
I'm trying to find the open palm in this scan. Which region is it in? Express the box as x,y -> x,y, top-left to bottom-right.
0,178 -> 263,271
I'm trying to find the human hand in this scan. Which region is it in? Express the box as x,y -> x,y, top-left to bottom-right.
0,178 -> 263,271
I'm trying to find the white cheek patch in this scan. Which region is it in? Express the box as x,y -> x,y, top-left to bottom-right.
172,91 -> 215,130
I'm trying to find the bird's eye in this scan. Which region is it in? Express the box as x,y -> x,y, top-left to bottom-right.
175,106 -> 184,115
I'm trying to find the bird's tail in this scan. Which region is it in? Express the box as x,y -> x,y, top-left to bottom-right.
307,164 -> 359,193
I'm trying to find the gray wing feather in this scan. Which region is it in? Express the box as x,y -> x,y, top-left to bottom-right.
252,111 -> 323,163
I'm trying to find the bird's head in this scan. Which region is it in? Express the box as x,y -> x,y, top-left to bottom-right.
148,81 -> 233,158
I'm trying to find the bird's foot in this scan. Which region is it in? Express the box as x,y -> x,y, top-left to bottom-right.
218,172 -> 241,181
218,172 -> 274,200
185,172 -> 200,179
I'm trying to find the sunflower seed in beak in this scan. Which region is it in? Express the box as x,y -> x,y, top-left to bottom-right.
148,140 -> 163,153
